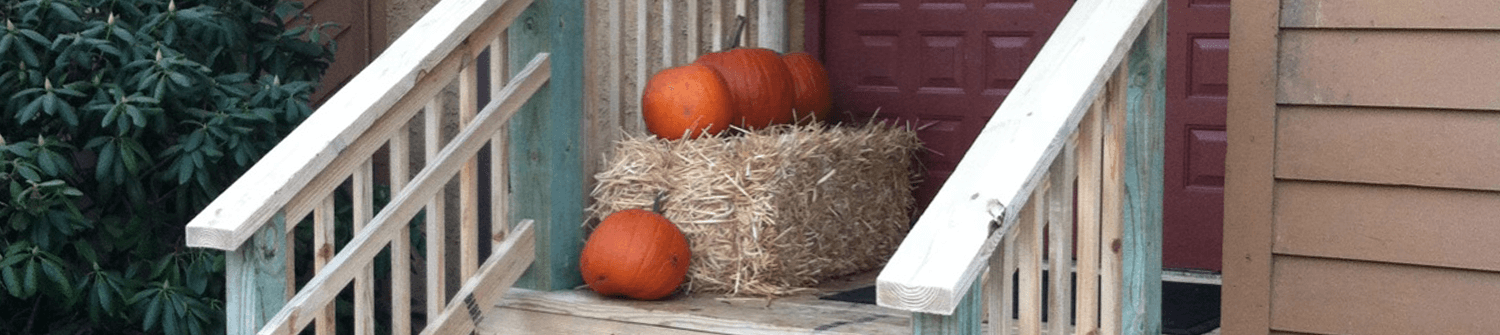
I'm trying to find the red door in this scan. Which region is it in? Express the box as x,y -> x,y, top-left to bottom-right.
810,0 -> 1231,272
813,0 -> 1074,208
1163,0 -> 1228,272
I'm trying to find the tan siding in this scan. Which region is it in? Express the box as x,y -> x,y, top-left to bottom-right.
1273,181 -> 1500,271
1281,0 -> 1500,29
1269,256 -> 1500,335
1274,106 -> 1500,191
1224,0 -> 1281,333
1277,30 -> 1500,110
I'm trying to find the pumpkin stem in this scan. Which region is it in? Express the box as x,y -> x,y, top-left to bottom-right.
652,191 -> 666,213
725,15 -> 747,50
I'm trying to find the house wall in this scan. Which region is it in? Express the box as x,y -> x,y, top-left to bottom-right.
1226,1 -> 1500,334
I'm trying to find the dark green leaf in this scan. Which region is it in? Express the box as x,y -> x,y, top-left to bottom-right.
22,259 -> 38,297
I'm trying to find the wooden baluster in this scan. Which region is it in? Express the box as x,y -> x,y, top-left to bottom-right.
636,0 -> 648,100
353,160 -> 376,335
424,99 -> 448,319
313,196 -> 336,335
390,129 -> 412,335
1075,96 -> 1106,335
1018,185 -> 1045,335
686,0 -> 699,60
1049,137 -> 1078,335
735,0 -> 748,47
757,0 -> 785,51
711,0 -> 723,51
1101,63 -> 1128,335
988,227 -> 1016,335
461,58 -> 481,281
490,37 -> 510,244
662,0 -> 674,66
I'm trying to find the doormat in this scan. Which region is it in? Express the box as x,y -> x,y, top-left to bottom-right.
819,273 -> 1220,335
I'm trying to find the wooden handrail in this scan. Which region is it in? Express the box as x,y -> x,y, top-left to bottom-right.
875,0 -> 1163,316
184,0 -> 533,251
253,54 -> 550,335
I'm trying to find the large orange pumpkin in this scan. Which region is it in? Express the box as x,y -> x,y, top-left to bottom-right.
642,64 -> 736,140
694,48 -> 795,129
781,52 -> 832,124
579,209 -> 692,300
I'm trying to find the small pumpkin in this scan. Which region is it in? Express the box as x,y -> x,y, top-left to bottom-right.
642,64 -> 736,140
694,48 -> 796,129
579,209 -> 692,300
781,52 -> 832,124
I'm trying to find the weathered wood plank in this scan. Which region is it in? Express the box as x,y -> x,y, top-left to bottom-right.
313,196 -> 336,335
757,0 -> 786,52
389,131 -> 412,335
1100,64 -> 1127,335
1281,0 -> 1500,30
1278,30 -> 1500,111
424,98 -> 449,317
1019,189 -> 1044,335
1270,256 -> 1500,334
1046,140 -> 1075,335
494,289 -> 909,335
1074,99 -> 1104,335
185,0 -> 533,250
479,308 -> 717,335
461,61 -> 481,281
419,220 -> 536,335
1274,181 -> 1500,272
875,0 -> 1163,315
353,161 -> 376,335
986,234 -> 1010,335
489,37 -> 511,247
226,213 -> 288,335
1224,0 -> 1279,333
1275,106 -> 1500,191
272,0 -> 533,232
254,54 -> 549,335
911,283 -> 982,335
508,0 -> 586,291
1120,4 -> 1165,334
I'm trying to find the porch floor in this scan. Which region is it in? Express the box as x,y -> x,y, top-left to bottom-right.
475,271 -> 1222,335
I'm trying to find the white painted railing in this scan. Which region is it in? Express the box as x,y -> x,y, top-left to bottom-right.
875,0 -> 1166,334
183,0 -> 547,334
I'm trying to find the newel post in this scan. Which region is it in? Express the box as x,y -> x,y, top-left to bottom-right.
1121,2 -> 1165,335
506,0 -> 586,291
224,212 -> 289,335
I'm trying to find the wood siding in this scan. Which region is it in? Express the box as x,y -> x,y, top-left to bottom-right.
1228,0 -> 1500,334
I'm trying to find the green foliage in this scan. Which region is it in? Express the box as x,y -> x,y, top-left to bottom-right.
0,0 -> 334,332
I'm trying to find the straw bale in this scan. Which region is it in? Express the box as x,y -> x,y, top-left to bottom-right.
588,122 -> 920,297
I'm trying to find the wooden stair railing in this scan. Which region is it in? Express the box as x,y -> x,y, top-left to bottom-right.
182,0 -> 548,334
875,0 -> 1166,334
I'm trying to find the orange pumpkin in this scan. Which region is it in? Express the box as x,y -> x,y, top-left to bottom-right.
781,52 -> 832,124
694,48 -> 795,129
579,209 -> 692,300
642,64 -> 736,140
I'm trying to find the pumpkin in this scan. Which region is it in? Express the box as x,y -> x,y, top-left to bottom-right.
781,52 -> 832,124
642,64 -> 736,140
579,208 -> 692,300
694,48 -> 795,129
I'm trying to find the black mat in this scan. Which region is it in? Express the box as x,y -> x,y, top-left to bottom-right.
819,274 -> 1220,335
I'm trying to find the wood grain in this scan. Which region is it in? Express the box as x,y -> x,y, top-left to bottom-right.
1120,5 -> 1165,333
1275,106 -> 1500,191
225,213 -> 287,335
185,0 -> 533,250
1274,181 -> 1500,272
875,0 -> 1163,315
419,220 -> 535,335
493,289 -> 909,335
1046,140 -> 1075,335
1281,0 -> 1500,29
1073,99 -> 1104,335
254,54 -> 549,335
1270,256 -> 1500,334
1224,0 -> 1280,333
424,98 -> 448,318
313,196 -> 336,335
1278,30 -> 1500,111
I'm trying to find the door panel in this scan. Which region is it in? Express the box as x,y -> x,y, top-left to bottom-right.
821,0 -> 1074,208
815,0 -> 1229,272
1165,0 -> 1229,271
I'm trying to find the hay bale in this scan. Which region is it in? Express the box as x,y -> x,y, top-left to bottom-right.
588,122 -> 921,297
